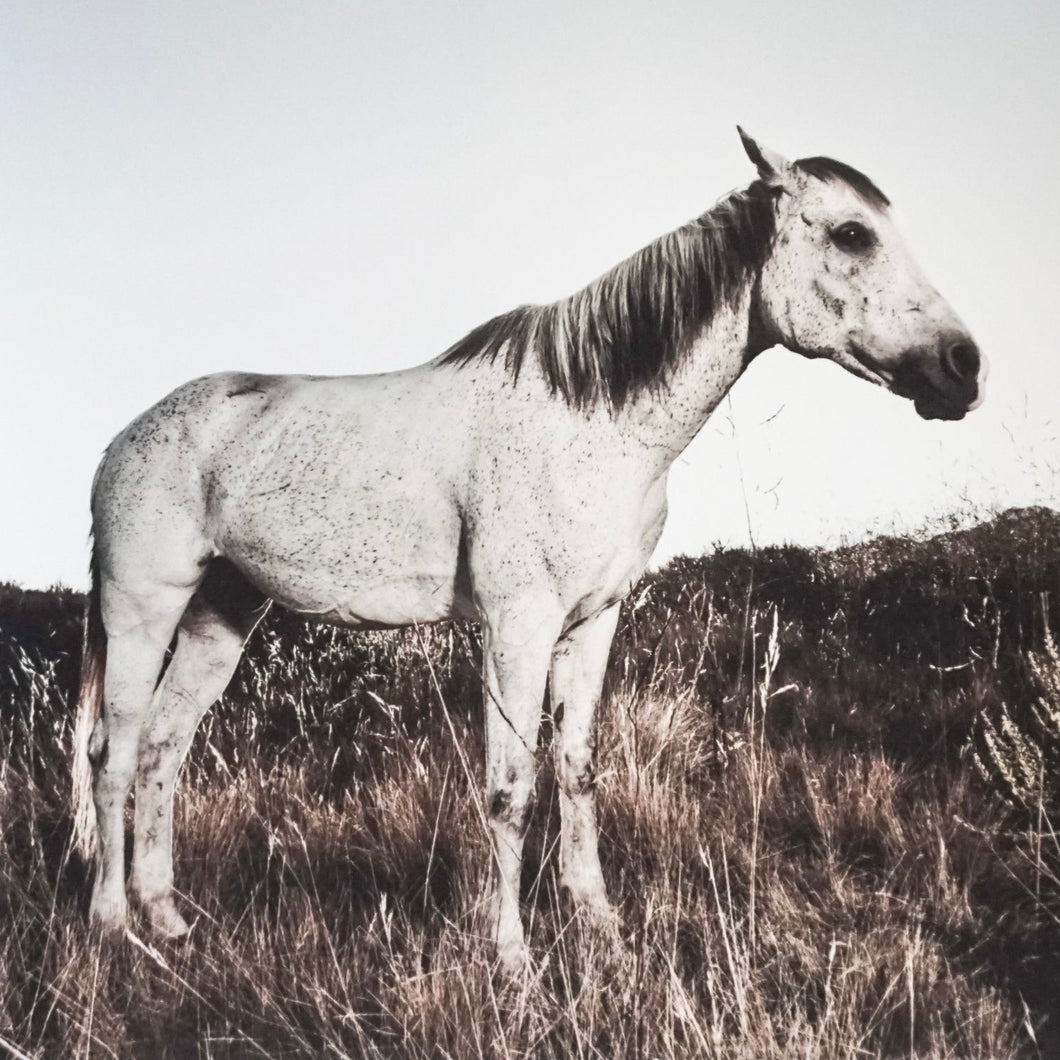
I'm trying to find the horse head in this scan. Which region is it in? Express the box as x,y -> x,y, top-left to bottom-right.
740,128 -> 986,420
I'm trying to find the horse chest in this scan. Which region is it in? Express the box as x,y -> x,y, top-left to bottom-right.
566,489 -> 667,622
464,450 -> 666,624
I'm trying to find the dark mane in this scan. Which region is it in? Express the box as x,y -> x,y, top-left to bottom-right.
440,180 -> 779,409
794,156 -> 890,210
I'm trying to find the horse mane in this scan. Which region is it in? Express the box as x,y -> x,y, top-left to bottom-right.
440,179 -> 780,409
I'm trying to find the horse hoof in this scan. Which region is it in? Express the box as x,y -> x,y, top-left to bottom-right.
577,899 -> 621,943
142,896 -> 191,939
564,885 -> 619,924
495,938 -> 531,978
89,893 -> 128,935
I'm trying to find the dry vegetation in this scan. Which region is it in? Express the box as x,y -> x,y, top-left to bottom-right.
2,507 -> 1060,1059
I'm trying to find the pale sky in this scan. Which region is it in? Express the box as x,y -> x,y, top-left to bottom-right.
2,1 -> 1059,590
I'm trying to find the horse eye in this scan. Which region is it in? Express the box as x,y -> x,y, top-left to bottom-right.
830,221 -> 875,253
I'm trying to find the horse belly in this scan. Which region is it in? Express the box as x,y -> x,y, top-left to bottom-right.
215,488 -> 468,628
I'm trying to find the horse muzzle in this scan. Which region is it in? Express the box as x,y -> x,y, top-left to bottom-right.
895,335 -> 987,421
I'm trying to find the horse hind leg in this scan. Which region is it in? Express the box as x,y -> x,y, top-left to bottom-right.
89,580 -> 199,933
130,560 -> 269,937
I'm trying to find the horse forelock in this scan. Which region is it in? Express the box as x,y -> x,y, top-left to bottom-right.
794,156 -> 890,211
440,179 -> 779,409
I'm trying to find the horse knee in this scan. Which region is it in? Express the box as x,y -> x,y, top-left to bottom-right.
489,774 -> 536,836
558,743 -> 596,798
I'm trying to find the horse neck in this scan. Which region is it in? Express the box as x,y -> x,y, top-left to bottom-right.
618,286 -> 759,469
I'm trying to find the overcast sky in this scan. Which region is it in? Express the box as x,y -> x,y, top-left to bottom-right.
3,0 -> 1059,590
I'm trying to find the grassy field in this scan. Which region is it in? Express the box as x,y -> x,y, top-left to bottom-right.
2,507 -> 1060,1059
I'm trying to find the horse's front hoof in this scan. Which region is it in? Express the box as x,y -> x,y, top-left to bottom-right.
563,883 -> 620,927
141,895 -> 191,939
565,897 -> 623,955
582,899 -> 621,937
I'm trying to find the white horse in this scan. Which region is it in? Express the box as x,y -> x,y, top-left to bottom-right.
72,129 -> 986,972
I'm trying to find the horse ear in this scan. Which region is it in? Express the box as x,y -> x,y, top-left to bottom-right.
737,126 -> 791,184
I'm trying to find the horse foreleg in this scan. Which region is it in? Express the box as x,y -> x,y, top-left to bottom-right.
131,582 -> 267,937
550,603 -> 620,922
481,609 -> 560,974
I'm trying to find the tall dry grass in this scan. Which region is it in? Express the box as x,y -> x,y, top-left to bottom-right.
2,507 -> 1059,1058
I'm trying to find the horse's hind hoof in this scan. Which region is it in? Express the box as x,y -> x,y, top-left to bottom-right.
495,937 -> 532,979
89,892 -> 128,936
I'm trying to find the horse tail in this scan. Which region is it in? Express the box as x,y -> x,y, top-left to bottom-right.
72,545 -> 105,861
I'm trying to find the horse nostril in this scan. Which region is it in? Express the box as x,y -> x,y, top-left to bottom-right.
943,340 -> 981,382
